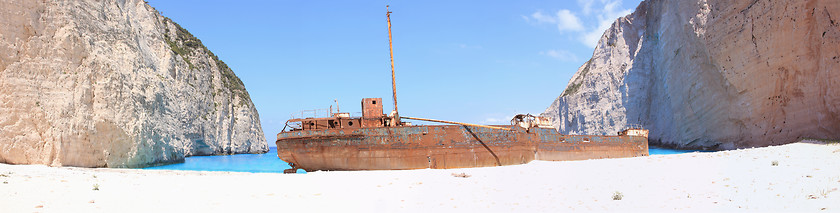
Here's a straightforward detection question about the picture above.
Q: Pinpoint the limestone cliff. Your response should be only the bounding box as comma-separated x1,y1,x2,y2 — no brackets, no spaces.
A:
0,0,268,167
543,0,840,149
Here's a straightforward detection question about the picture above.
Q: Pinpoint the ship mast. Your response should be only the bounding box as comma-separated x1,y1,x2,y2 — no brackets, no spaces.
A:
387,5,400,123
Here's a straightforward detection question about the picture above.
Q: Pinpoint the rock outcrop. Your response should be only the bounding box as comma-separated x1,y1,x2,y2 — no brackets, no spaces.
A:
0,0,268,167
543,0,840,149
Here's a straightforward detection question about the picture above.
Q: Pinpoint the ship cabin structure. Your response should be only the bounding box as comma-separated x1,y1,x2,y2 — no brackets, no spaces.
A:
284,98,405,132
617,124,650,138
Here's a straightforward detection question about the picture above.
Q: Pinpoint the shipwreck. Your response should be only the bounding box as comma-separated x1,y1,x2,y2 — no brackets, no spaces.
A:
275,6,648,173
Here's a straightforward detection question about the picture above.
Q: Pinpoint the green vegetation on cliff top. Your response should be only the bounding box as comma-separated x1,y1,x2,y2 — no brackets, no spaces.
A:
562,58,592,97
162,17,251,105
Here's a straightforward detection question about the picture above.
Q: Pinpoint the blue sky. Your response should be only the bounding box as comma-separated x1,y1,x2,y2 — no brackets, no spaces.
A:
145,0,643,143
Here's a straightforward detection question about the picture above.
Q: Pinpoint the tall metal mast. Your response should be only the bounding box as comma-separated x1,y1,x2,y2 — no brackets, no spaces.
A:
387,5,399,118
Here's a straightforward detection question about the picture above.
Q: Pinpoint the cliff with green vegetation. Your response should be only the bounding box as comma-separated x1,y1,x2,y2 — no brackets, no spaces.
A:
0,0,268,167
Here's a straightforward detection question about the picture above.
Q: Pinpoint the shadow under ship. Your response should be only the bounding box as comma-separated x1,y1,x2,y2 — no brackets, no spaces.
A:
275,6,648,173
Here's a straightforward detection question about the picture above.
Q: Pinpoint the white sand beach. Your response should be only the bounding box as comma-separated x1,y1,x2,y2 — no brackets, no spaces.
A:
2,141,839,212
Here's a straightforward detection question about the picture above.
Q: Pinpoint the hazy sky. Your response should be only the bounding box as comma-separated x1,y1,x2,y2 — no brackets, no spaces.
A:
145,0,643,144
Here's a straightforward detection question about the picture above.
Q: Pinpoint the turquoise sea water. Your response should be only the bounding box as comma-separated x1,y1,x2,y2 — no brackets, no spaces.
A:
145,147,294,173
649,147,708,155
145,147,707,173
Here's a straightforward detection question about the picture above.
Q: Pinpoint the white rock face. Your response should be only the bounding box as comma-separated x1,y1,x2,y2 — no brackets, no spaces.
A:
0,0,268,167
543,0,840,149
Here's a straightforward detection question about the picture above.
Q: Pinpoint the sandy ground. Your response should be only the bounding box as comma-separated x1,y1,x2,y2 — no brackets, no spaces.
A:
2,141,839,213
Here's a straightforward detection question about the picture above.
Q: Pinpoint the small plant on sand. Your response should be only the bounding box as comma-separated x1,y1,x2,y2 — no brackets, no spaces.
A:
809,188,838,199
92,184,100,191
612,191,623,200
771,160,779,166
451,172,471,178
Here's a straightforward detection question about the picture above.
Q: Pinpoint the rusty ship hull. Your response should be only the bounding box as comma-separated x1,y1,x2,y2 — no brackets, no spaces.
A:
276,125,649,171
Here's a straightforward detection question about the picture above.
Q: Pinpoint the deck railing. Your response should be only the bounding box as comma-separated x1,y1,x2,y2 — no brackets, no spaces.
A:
624,124,645,130
289,109,362,120
290,108,331,120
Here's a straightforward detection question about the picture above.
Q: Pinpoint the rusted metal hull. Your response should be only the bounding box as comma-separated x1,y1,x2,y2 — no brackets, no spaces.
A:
276,125,648,171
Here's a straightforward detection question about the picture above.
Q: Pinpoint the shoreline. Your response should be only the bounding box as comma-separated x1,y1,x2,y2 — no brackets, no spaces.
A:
2,141,839,212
